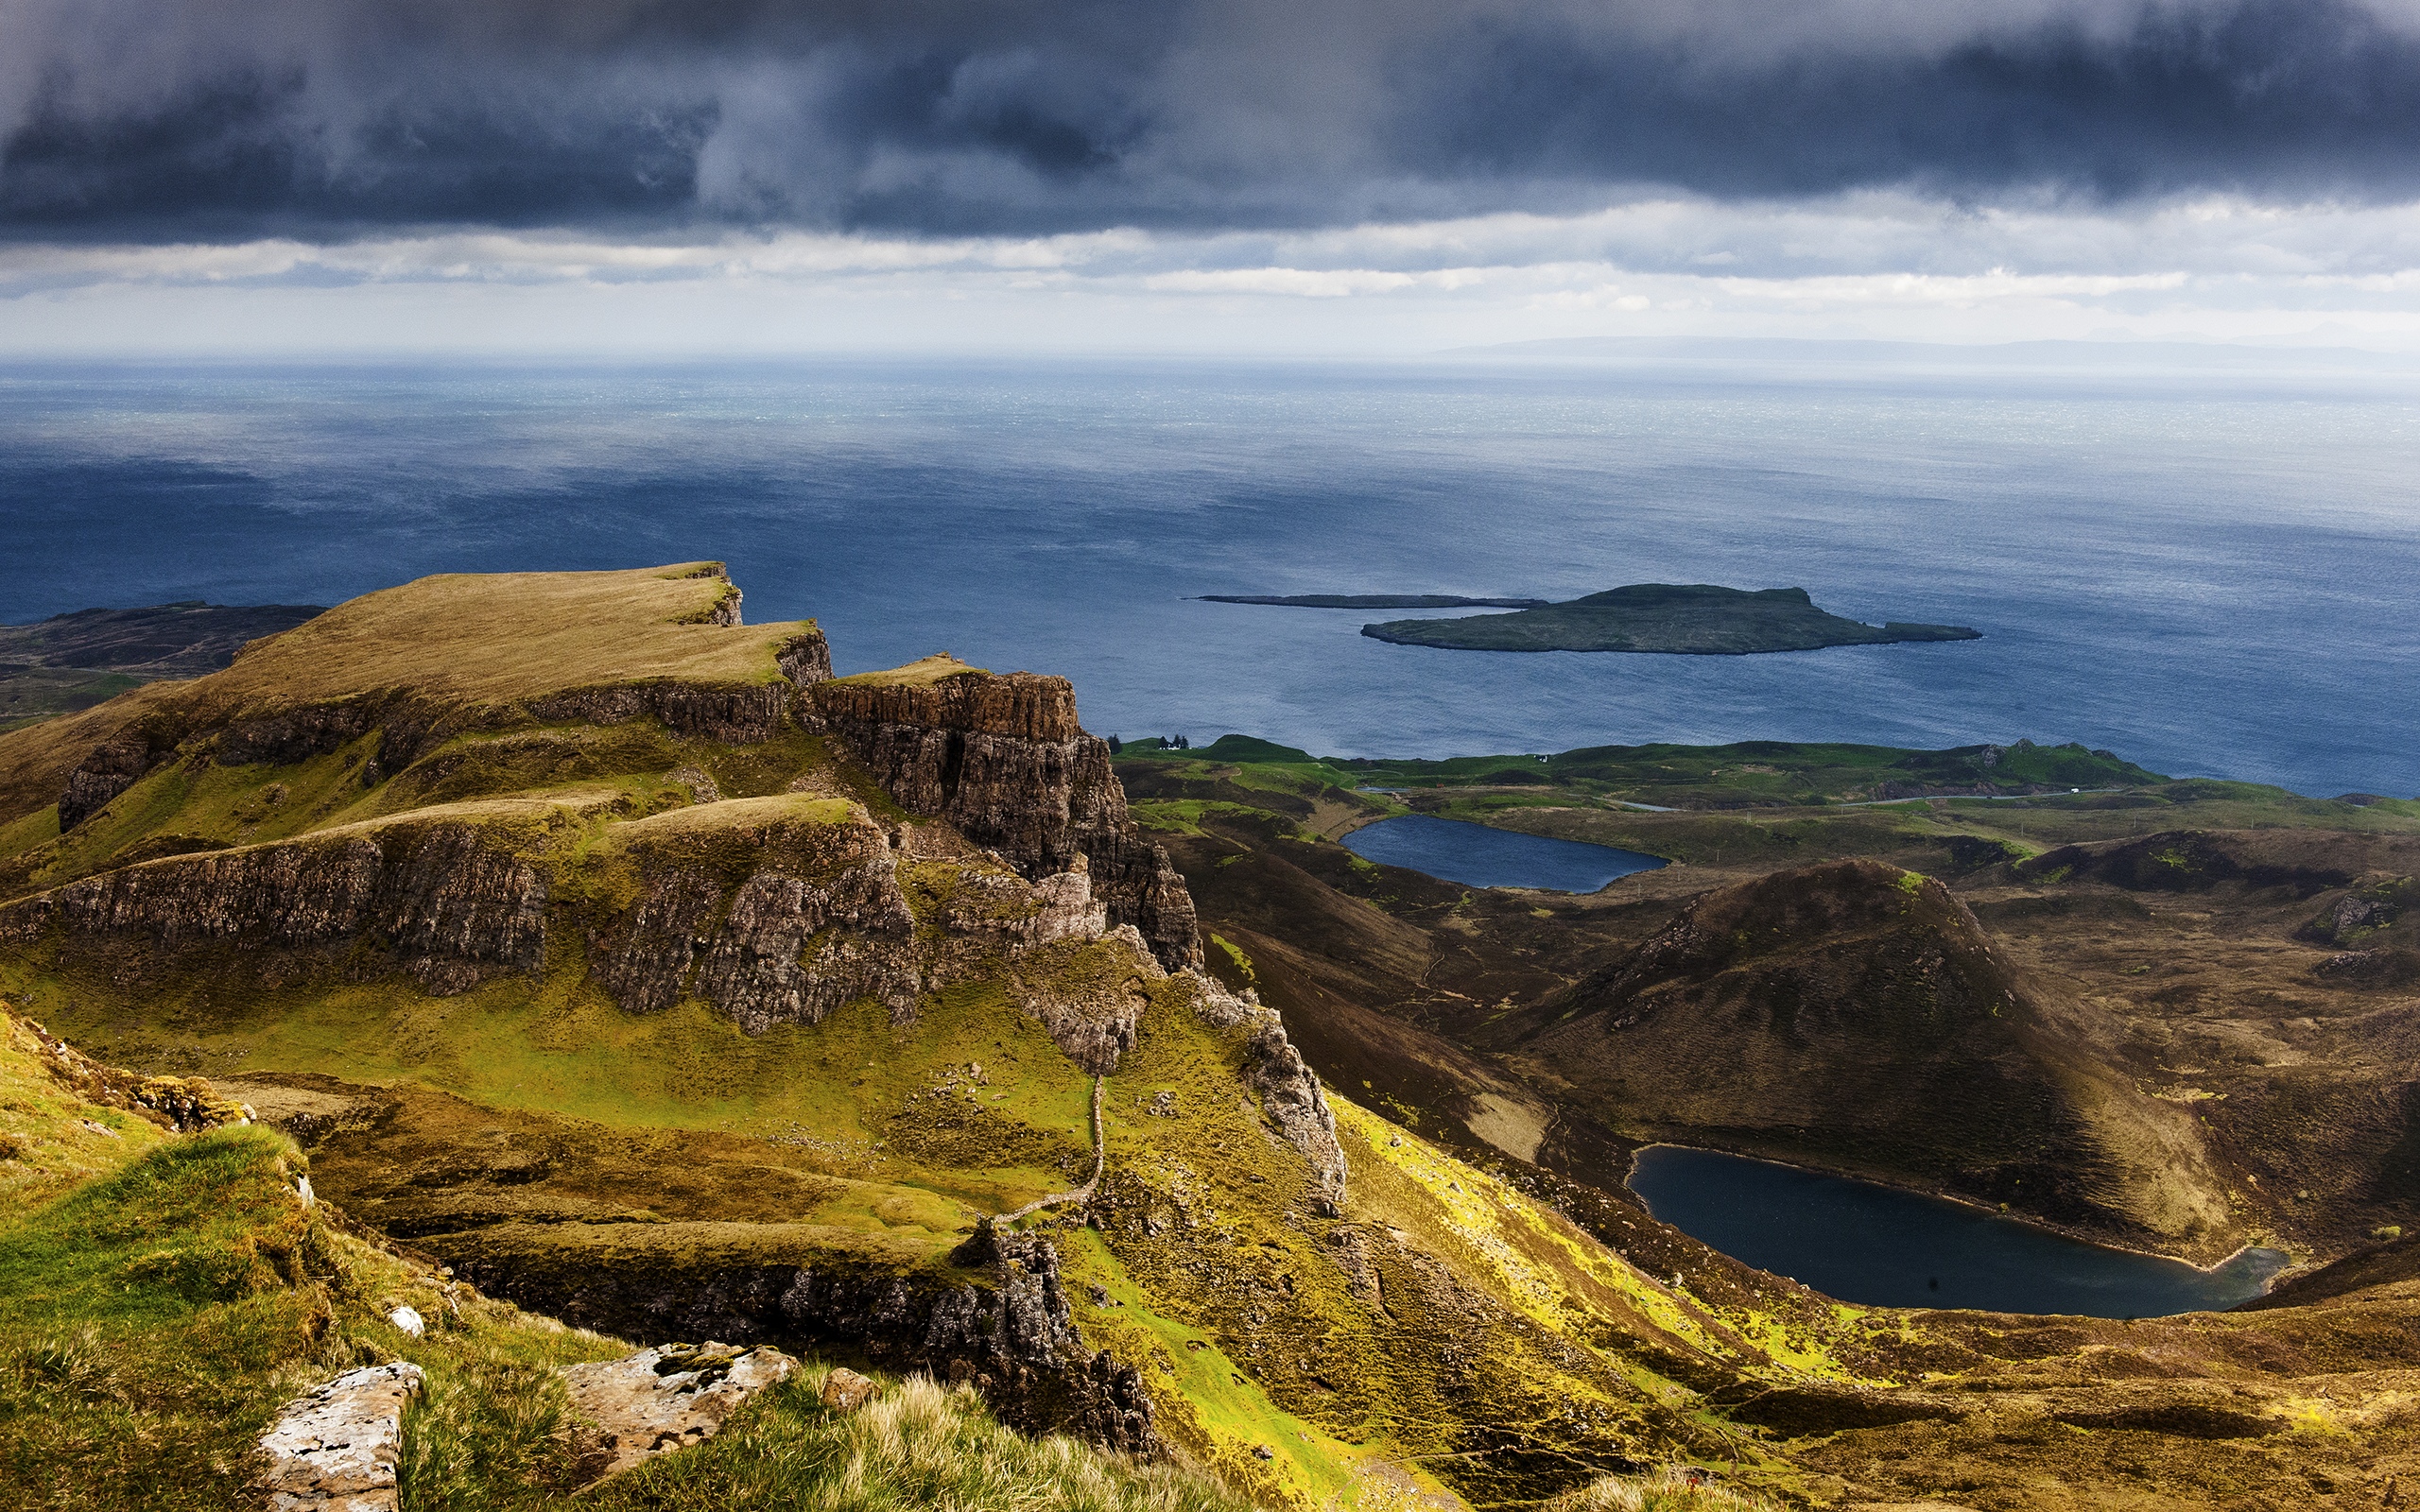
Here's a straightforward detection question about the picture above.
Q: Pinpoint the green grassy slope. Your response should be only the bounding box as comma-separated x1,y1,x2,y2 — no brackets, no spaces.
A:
0,1083,1247,1512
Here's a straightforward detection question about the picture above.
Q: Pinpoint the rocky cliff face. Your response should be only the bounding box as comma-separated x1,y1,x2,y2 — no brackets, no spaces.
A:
1196,976,1348,1215
3,821,548,996
587,802,922,1031
812,670,1200,971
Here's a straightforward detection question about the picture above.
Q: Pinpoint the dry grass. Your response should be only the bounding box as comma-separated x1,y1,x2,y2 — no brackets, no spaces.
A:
606,792,856,838
0,564,820,824
1547,1468,1787,1512
579,1369,1246,1512
830,654,988,688
160,563,807,707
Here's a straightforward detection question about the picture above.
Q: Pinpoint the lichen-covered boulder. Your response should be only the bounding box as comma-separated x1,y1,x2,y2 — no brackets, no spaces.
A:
254,1362,424,1512
560,1342,797,1484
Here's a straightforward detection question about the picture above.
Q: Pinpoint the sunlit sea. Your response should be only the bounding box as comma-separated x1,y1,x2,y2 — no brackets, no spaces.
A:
4,357,2415,797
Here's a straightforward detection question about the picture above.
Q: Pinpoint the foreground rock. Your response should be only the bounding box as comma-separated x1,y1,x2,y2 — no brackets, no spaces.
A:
820,1366,880,1411
560,1342,797,1484
254,1362,424,1512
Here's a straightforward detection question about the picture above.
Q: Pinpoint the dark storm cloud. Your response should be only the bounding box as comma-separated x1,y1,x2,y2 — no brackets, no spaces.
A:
7,0,2420,242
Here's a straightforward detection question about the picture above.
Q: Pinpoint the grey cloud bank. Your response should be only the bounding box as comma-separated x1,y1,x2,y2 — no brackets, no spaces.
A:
9,0,2420,243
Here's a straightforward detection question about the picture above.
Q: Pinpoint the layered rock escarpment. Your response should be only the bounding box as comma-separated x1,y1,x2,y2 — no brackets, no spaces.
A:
586,799,922,1031
4,791,1164,1074
811,668,1200,971
0,564,1368,1466
3,820,548,996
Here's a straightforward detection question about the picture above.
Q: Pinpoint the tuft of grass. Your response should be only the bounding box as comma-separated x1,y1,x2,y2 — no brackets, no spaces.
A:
398,1340,593,1512
582,1367,1246,1512
1548,1467,1787,1511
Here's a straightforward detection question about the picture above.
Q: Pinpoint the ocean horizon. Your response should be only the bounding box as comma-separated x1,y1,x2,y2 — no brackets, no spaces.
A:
5,353,2416,799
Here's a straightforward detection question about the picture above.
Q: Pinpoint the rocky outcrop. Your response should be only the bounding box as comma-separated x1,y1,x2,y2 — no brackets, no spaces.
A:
1241,1021,1347,1217
559,1343,797,1485
776,627,834,688
585,802,920,1030
253,1361,424,1512
1080,831,1201,973
0,823,546,996
442,1224,1161,1458
56,719,178,831
696,862,919,1031
813,669,1200,971
1193,972,1348,1214
820,1366,879,1411
14,1013,251,1132
1008,937,1153,1075
933,1226,1160,1453
1021,864,1112,946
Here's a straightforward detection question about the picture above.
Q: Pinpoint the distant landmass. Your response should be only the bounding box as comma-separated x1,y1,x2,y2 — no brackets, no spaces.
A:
1360,584,1979,654
0,600,324,730
1200,593,1550,609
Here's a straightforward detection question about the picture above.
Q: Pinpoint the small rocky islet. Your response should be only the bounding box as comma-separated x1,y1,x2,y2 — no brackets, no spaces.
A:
1205,581,1979,653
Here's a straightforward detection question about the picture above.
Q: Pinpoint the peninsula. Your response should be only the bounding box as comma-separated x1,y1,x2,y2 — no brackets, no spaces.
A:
1359,583,1979,653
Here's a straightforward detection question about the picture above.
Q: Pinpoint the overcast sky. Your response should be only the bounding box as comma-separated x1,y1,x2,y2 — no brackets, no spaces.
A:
8,0,2420,355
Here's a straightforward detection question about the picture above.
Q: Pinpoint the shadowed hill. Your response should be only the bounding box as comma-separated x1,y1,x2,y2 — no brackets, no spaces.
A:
1495,860,2233,1249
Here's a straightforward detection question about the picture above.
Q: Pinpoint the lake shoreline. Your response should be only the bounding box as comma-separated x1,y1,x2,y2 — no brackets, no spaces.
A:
1625,1140,2290,1292
1338,812,1668,893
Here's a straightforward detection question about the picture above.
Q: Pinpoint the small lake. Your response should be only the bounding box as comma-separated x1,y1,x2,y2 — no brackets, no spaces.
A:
1628,1145,2289,1316
1339,815,1667,892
